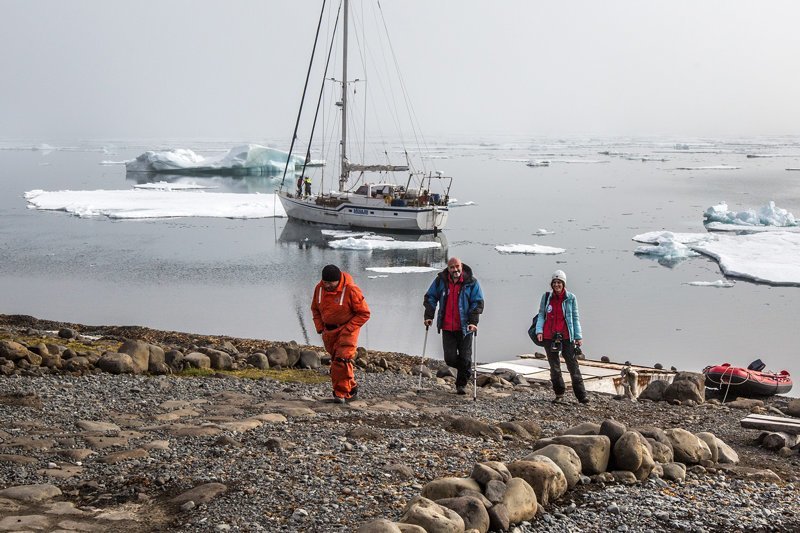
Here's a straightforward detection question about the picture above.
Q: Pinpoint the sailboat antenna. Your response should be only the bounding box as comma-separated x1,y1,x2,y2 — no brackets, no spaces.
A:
280,0,328,191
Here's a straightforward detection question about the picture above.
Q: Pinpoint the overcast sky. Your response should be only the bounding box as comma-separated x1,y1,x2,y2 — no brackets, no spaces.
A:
2,0,800,141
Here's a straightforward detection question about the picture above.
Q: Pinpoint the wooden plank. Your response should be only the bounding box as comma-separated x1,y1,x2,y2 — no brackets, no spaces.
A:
744,413,800,422
741,416,800,435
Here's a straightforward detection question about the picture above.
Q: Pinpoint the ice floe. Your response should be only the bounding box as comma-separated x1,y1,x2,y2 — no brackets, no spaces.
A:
526,160,550,167
533,229,554,235
692,232,800,285
100,159,133,166
328,238,441,251
24,189,285,219
364,266,438,274
321,230,374,239
125,144,305,175
632,231,714,245
704,201,797,229
674,165,740,170
495,244,566,255
634,236,700,264
686,280,736,288
633,230,800,285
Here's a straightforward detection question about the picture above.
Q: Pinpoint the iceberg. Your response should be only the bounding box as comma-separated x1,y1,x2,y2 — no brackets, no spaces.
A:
703,201,797,229
125,144,307,175
24,189,285,219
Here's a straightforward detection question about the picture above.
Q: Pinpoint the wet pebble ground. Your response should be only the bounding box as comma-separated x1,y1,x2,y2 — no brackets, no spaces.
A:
1,369,799,532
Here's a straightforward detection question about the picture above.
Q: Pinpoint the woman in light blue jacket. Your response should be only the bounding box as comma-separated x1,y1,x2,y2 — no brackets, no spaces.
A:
535,270,588,404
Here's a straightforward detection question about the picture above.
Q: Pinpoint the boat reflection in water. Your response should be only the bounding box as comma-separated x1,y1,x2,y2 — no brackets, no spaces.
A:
125,171,283,194
278,219,448,266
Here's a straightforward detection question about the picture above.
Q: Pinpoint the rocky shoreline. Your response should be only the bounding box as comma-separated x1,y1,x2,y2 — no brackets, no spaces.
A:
0,314,799,532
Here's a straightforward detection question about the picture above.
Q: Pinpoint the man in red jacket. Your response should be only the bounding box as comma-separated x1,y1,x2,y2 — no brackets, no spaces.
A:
311,264,371,403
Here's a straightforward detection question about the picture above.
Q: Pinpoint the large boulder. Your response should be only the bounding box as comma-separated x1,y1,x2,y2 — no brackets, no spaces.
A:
507,458,567,506
247,353,270,370
662,462,687,482
470,463,504,488
639,379,670,401
357,520,425,533
665,429,712,465
298,349,321,369
435,496,490,533
203,348,233,370
599,419,627,448
117,339,150,373
266,346,289,368
96,352,136,374
399,496,464,533
613,431,644,472
447,417,503,441
527,444,582,489
664,372,705,404
533,435,611,475
285,341,301,367
147,344,166,372
647,439,674,464
0,340,34,361
715,437,740,464
480,461,512,482
500,477,537,523
787,398,800,417
184,352,211,370
695,432,719,463
421,477,481,501
561,422,601,436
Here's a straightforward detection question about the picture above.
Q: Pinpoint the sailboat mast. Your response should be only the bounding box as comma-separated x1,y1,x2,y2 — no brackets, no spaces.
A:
339,0,349,192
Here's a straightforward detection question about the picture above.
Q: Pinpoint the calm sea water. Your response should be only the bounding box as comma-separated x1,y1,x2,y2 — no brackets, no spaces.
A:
1,137,799,393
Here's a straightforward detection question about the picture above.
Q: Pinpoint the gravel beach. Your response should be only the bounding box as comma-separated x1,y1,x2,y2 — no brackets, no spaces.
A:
0,315,799,532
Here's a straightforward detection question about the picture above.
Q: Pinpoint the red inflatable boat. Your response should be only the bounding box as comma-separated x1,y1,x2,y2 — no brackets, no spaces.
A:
703,363,793,397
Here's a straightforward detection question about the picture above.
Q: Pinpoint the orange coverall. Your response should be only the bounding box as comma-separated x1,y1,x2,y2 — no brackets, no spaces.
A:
311,271,370,399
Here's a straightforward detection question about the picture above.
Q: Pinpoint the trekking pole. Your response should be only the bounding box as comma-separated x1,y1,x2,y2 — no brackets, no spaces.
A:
418,324,430,390
472,330,478,402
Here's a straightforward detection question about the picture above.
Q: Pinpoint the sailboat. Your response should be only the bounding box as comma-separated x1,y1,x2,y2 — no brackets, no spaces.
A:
278,0,452,234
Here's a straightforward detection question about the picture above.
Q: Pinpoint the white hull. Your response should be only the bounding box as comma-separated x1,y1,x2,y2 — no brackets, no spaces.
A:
278,192,448,232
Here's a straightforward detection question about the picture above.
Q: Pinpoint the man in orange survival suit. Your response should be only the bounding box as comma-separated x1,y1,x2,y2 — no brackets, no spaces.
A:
311,264,371,403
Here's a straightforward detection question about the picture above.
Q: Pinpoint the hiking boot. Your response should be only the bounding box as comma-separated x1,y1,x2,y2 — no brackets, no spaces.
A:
332,397,346,404
551,395,564,404
456,386,467,395
578,396,590,404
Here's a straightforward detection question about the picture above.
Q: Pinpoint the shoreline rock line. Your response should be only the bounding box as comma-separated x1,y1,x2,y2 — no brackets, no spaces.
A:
0,314,798,531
